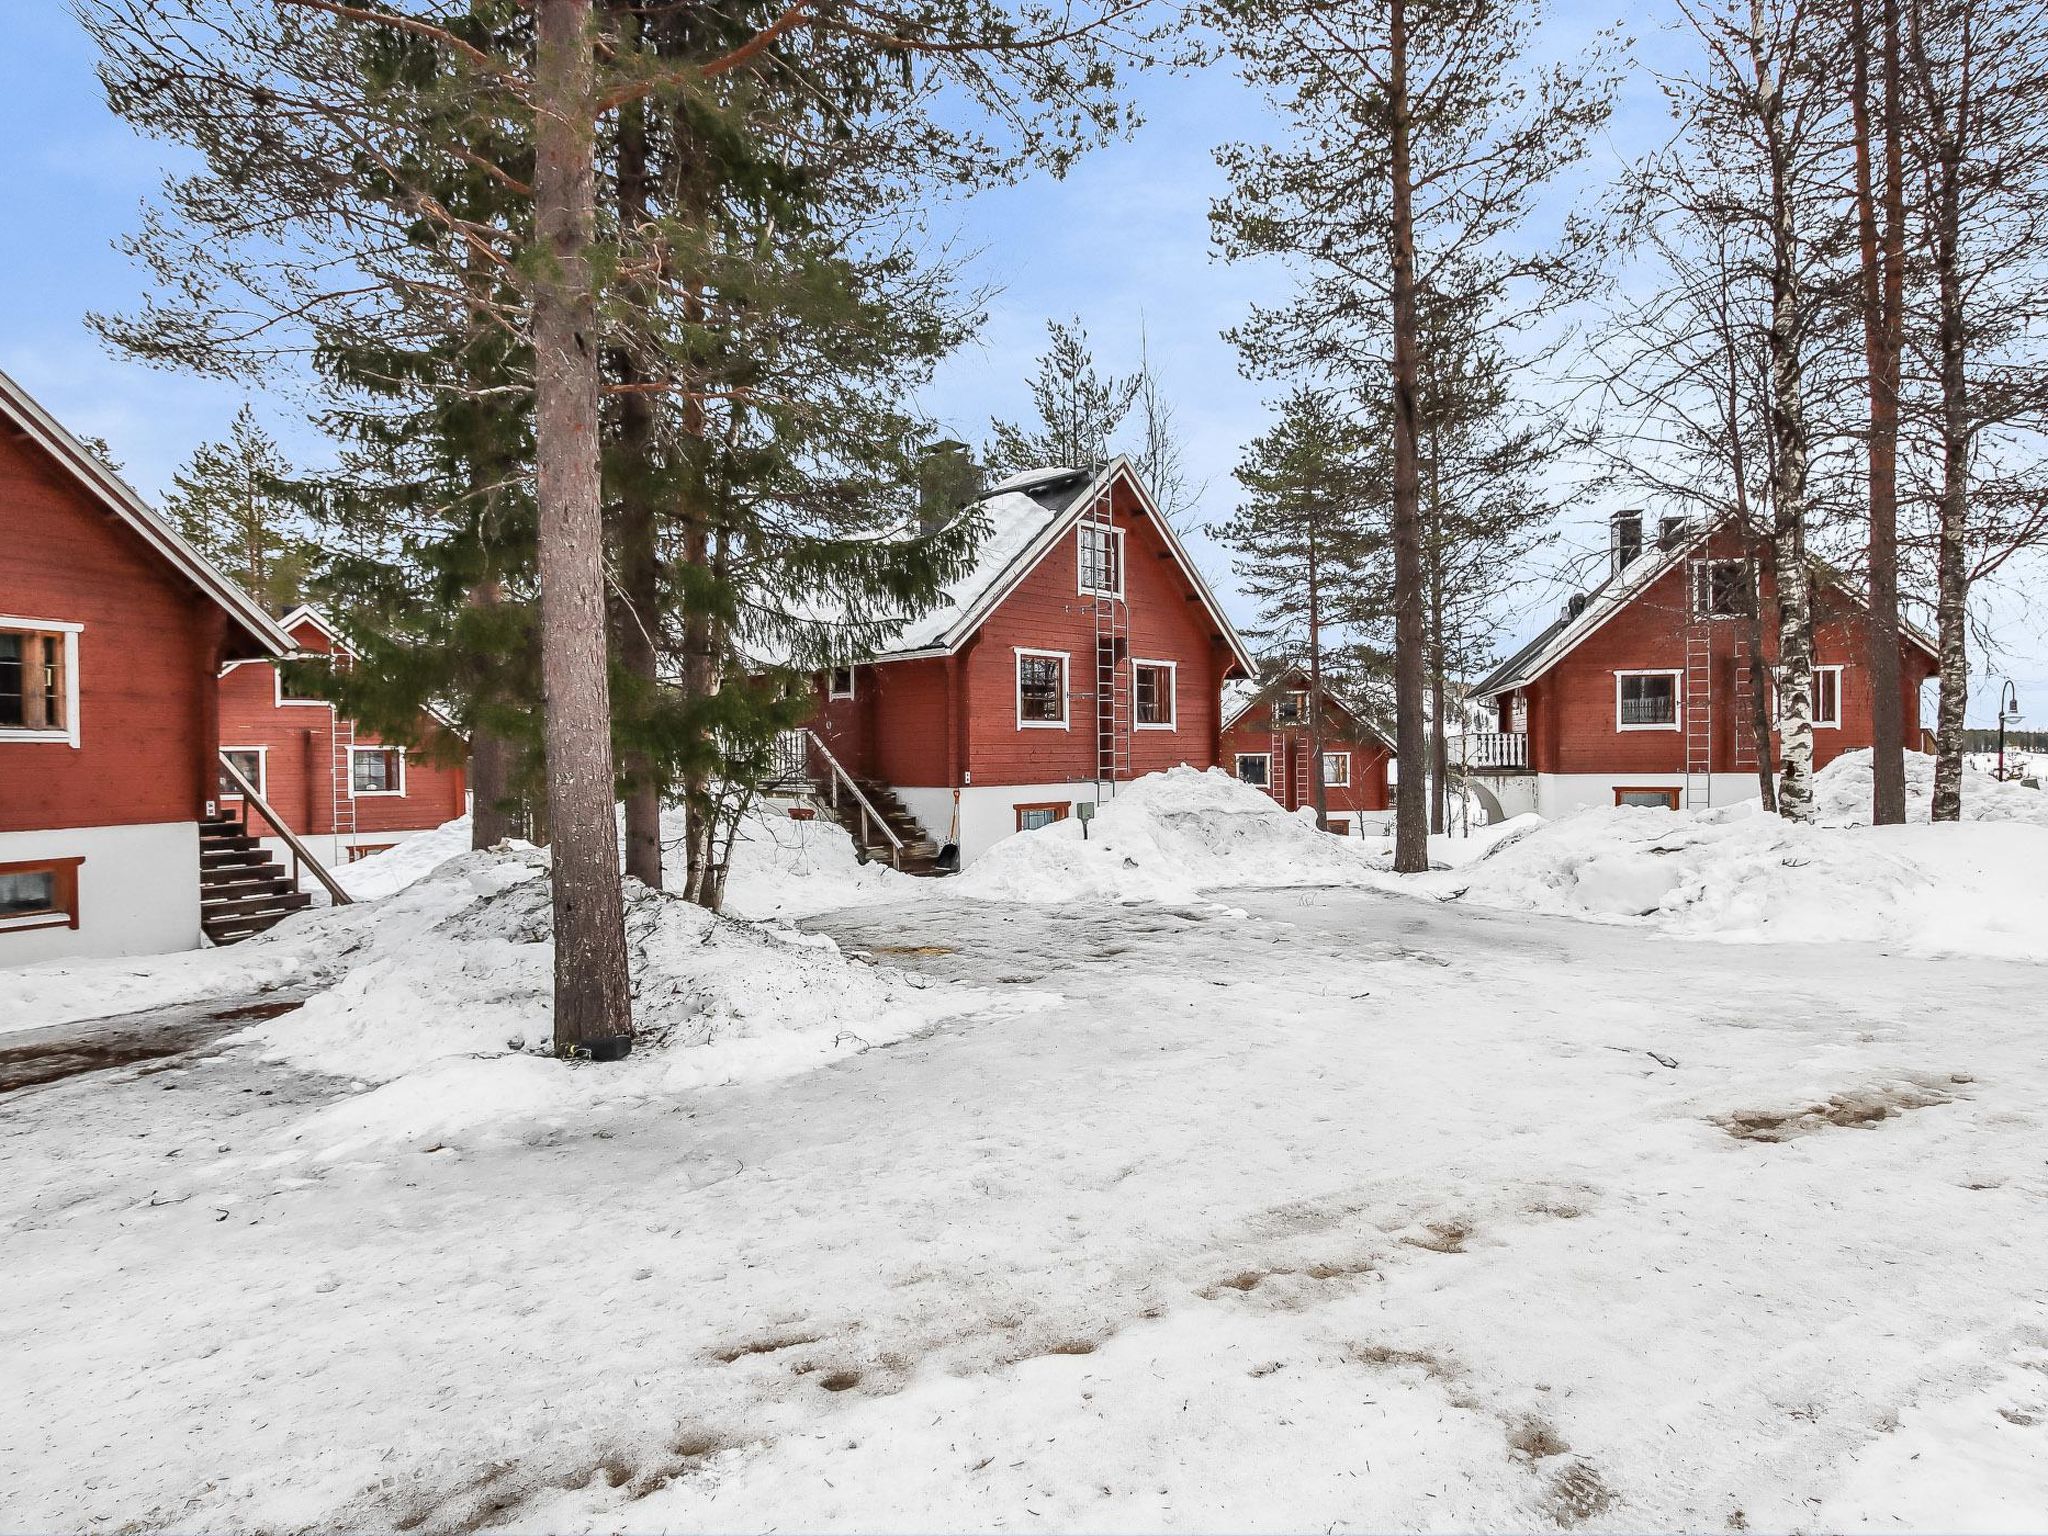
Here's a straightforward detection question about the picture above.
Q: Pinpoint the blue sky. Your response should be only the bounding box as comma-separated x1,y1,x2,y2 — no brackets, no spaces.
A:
3,4,2041,726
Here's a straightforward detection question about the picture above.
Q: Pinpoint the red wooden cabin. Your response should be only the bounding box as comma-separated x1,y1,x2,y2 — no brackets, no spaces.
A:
0,367,297,963
1220,667,1394,836
1468,512,1939,820
217,606,468,872
794,459,1254,865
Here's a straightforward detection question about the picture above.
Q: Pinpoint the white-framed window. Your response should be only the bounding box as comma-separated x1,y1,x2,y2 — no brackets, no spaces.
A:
828,665,856,700
1077,524,1124,597
351,743,406,796
1235,752,1271,788
275,655,332,707
1273,690,1308,726
1015,648,1069,729
1322,751,1351,787
1014,801,1070,832
219,747,267,801
1690,558,1753,619
1777,663,1859,729
1616,786,1680,809
1615,669,1682,731
0,616,82,748
1133,659,1177,729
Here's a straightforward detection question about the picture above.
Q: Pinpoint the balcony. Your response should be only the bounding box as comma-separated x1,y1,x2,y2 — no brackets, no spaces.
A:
1461,731,1530,772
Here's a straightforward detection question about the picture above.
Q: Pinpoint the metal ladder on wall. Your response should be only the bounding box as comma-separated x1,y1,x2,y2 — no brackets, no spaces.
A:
1732,636,1760,773
1683,620,1715,809
1084,488,1131,795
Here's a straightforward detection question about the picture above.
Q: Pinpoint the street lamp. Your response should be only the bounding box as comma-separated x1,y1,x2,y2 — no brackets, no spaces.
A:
1997,679,2022,781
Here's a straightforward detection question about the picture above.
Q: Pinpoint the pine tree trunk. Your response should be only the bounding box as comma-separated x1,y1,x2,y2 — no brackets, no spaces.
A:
1307,539,1329,832
467,576,518,850
1850,0,1909,824
1387,0,1429,874
532,0,632,1056
611,65,664,891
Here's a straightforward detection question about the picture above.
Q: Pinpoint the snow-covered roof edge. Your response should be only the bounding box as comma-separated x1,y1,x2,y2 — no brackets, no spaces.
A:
0,366,296,658
1471,518,1940,701
887,456,1255,676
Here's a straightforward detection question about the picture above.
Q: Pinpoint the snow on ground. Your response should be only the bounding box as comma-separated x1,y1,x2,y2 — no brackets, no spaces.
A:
954,765,1388,904
685,802,924,921
1815,748,2048,826
5,886,2045,1531
333,816,489,901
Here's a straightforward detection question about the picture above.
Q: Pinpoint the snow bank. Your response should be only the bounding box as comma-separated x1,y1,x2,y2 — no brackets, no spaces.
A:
1437,799,2048,960
682,802,924,921
955,766,1387,905
238,848,1024,1159
333,817,488,901
1814,747,2048,827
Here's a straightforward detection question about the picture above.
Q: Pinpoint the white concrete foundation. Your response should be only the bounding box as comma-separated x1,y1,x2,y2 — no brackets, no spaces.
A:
0,821,201,966
1531,773,1767,819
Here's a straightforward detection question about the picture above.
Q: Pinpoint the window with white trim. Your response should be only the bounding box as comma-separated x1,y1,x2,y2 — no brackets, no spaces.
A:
1810,666,1843,728
1616,670,1681,730
1691,558,1753,619
1077,525,1123,597
0,620,80,744
276,655,332,706
828,665,856,700
1134,660,1176,728
1016,651,1068,728
1235,752,1271,788
1322,751,1351,787
351,744,406,795
219,748,266,800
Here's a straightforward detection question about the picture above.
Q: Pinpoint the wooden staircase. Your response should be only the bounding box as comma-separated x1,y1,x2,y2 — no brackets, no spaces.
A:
200,815,312,945
842,779,945,875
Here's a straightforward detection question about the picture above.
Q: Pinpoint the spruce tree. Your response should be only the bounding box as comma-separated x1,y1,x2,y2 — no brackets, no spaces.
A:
161,406,311,611
986,317,1142,476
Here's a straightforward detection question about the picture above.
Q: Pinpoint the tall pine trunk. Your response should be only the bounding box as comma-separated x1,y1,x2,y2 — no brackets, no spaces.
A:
533,0,632,1056
1850,0,1909,824
611,66,664,890
1929,128,1971,821
1387,0,1429,873
1307,536,1329,831
467,576,519,849
1753,20,1817,820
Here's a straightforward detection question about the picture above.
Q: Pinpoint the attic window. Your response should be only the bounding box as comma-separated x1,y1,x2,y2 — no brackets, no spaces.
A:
1273,691,1307,726
0,621,80,745
1077,524,1123,597
1692,559,1753,619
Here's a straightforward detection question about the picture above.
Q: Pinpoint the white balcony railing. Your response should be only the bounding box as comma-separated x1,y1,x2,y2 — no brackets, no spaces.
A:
1463,731,1530,771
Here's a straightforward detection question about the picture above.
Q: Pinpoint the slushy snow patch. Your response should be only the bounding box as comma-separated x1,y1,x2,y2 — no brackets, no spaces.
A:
954,766,1387,905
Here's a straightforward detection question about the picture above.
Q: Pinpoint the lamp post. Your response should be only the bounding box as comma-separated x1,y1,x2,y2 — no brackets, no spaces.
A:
1996,679,2021,781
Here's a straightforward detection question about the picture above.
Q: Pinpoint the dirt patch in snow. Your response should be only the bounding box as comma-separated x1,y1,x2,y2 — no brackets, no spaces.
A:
1716,1081,1958,1142
1507,1417,1572,1461
713,1333,821,1365
1402,1219,1474,1254
1544,1459,1619,1527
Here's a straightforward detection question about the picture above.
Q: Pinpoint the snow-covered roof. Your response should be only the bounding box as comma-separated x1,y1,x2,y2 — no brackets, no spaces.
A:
1,368,297,658
1471,518,1939,701
864,457,1254,674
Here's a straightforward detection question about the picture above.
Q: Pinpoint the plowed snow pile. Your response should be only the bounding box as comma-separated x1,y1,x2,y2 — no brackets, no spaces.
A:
1435,759,2048,959
955,766,1388,904
234,848,1023,1159
1814,747,2048,826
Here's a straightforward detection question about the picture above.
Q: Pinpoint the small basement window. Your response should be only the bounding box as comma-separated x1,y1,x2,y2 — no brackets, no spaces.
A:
219,748,266,800
1134,660,1176,728
1615,787,1680,809
351,744,406,795
1327,817,1352,836
1014,802,1070,832
1616,671,1680,730
1017,651,1068,728
0,622,79,741
0,856,84,933
1235,752,1271,788
1322,751,1351,787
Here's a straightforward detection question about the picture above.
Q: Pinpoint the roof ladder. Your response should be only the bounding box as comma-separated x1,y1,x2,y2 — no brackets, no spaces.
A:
1683,623,1714,809
1085,489,1130,796
1732,636,1760,772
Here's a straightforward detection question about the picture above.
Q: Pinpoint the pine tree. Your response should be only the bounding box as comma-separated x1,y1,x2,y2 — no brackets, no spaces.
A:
161,406,311,611
1211,390,1372,830
986,317,1142,476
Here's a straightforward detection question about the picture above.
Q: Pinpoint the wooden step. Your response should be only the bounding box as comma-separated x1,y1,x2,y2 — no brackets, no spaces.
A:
201,847,268,869
200,870,295,898
203,888,313,921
